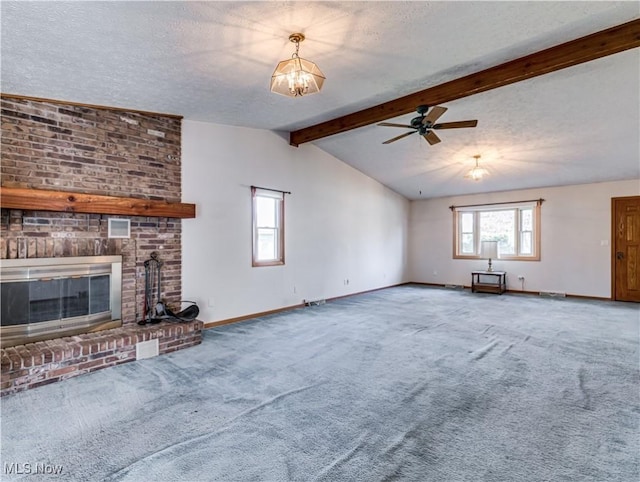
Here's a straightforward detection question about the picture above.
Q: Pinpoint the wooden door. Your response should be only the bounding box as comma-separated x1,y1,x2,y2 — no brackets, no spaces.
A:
612,196,640,302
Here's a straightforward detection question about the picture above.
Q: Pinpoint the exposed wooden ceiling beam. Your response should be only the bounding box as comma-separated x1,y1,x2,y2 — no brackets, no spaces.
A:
289,18,640,147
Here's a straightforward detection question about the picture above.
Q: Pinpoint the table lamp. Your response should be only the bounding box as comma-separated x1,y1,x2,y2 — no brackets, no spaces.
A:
481,240,499,272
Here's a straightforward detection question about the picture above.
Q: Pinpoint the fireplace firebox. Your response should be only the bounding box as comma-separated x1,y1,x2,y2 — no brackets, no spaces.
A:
1,256,122,348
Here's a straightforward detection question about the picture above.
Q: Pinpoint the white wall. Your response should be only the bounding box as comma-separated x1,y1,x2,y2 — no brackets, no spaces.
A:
182,120,410,322
409,179,640,298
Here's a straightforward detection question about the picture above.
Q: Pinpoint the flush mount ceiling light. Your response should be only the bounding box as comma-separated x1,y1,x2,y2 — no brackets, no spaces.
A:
270,33,325,98
465,155,489,181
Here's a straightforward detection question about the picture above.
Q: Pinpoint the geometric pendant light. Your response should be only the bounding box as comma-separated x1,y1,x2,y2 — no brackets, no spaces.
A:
270,33,325,97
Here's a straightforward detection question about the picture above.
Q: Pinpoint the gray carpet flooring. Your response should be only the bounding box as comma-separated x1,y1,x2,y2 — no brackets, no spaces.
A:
1,286,638,481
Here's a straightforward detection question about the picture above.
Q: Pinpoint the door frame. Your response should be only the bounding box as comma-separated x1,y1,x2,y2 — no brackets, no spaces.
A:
611,195,640,301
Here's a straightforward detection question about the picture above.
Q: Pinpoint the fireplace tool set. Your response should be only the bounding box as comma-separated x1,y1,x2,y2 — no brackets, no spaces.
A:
138,252,199,325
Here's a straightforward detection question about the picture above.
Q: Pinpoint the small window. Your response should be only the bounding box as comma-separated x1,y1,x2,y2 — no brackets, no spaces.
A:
252,187,284,266
453,202,541,261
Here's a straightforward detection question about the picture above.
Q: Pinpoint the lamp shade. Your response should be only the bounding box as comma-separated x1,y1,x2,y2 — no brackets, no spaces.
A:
480,240,499,260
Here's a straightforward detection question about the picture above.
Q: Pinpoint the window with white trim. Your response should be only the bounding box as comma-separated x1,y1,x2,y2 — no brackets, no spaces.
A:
453,201,541,260
252,187,285,266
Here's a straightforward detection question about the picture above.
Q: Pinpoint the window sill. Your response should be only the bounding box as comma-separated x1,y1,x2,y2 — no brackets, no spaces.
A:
252,260,285,267
453,255,540,261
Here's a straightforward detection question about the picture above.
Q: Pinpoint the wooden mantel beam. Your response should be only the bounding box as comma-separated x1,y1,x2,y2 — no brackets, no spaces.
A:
289,19,640,146
0,187,196,219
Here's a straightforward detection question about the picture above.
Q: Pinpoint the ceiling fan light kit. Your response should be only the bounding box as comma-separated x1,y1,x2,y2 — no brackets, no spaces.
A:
378,105,477,145
271,33,325,98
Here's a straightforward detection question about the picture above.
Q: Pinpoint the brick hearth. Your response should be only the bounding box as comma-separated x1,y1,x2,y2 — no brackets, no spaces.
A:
1,320,203,397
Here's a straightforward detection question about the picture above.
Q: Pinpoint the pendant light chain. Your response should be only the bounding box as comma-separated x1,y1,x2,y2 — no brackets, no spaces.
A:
292,38,300,59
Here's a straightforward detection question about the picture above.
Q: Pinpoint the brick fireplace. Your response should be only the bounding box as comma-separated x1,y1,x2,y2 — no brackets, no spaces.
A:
0,95,202,396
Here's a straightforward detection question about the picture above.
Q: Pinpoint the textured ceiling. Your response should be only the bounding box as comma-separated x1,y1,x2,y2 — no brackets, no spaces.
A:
2,1,639,199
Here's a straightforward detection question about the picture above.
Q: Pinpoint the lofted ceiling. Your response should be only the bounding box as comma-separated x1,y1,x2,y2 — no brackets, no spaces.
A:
1,1,639,200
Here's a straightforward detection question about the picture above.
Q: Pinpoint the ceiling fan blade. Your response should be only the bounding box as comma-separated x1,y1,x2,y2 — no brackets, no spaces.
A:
423,130,441,145
423,106,448,125
378,122,414,128
433,120,478,129
383,131,417,144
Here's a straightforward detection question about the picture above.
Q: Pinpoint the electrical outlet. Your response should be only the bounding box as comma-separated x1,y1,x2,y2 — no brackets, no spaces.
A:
517,275,525,281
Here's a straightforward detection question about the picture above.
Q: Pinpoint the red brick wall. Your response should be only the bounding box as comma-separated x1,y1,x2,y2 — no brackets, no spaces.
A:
1,96,184,324
1,97,181,199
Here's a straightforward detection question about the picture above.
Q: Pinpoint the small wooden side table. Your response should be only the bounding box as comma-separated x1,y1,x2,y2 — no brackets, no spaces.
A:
471,271,507,294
